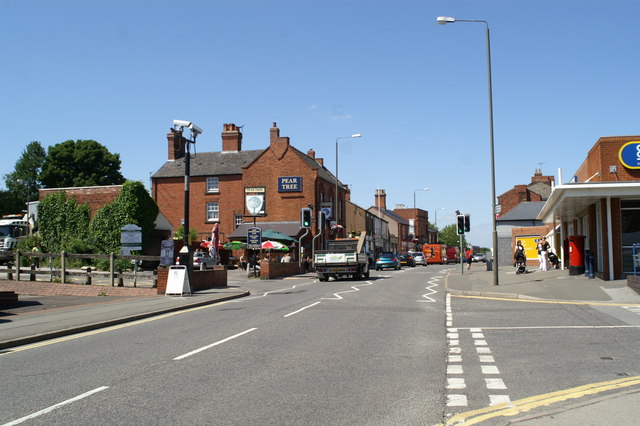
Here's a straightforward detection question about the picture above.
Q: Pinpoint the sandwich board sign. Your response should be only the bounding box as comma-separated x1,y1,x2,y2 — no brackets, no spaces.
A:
165,265,191,296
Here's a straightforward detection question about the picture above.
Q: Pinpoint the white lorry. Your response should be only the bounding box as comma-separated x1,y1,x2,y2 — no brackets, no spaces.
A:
314,231,370,281
0,217,29,264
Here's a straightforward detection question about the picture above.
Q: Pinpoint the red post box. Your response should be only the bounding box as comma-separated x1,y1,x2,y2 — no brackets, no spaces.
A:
568,235,585,275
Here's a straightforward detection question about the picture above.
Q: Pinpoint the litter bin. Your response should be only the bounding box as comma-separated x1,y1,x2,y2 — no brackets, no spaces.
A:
486,259,493,271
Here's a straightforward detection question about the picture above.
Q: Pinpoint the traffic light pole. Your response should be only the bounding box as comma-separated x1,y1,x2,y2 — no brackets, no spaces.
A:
460,234,464,275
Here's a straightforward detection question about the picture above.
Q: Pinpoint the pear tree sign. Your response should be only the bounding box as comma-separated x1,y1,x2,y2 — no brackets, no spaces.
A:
121,224,142,255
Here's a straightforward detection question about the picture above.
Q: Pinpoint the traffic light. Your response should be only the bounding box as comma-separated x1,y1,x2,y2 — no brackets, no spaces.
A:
457,214,465,235
301,208,312,228
318,210,326,231
464,214,470,232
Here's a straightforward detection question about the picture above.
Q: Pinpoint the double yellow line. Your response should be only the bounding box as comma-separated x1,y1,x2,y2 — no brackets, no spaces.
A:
443,375,640,425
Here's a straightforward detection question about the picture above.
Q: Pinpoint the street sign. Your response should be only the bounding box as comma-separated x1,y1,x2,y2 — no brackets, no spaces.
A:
121,224,142,255
247,227,262,249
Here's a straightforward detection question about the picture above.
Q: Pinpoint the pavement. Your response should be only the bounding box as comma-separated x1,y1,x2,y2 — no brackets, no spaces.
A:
3,264,640,422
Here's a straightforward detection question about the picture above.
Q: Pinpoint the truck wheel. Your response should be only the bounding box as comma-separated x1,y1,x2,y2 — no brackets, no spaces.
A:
363,266,370,278
318,274,327,282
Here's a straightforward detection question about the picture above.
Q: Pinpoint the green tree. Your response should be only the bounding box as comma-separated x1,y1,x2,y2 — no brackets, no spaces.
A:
90,181,159,253
37,191,91,252
40,139,125,188
438,224,468,248
3,141,46,213
0,190,21,216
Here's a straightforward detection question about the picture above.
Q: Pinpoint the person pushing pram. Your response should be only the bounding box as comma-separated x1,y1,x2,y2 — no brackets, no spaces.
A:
514,241,527,274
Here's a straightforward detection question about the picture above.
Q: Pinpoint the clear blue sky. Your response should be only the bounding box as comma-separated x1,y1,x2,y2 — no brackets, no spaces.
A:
2,0,639,248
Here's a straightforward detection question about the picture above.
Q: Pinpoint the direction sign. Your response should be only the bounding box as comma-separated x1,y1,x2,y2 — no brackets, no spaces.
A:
247,227,262,249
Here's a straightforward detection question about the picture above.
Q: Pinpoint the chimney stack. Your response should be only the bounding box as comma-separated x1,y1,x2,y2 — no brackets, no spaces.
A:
375,189,387,210
307,149,315,159
221,123,242,151
167,128,185,160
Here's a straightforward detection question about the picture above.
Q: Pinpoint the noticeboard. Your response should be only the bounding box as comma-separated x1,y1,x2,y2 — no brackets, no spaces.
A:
165,265,191,296
247,227,262,250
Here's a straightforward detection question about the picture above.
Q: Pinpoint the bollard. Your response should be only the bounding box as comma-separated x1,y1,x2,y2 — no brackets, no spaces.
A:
118,269,124,287
30,264,36,281
7,262,13,281
85,267,92,285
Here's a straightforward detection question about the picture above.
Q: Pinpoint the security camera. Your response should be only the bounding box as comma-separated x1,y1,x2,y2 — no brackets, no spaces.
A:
173,119,191,128
189,123,203,136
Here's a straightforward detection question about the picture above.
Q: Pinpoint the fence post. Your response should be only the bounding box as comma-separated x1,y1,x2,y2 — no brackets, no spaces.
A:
61,250,67,283
110,252,115,287
15,250,21,281
85,267,92,285
30,264,36,281
118,268,124,287
152,269,157,288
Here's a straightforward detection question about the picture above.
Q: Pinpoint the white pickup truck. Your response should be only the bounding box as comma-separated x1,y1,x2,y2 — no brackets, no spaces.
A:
314,231,369,282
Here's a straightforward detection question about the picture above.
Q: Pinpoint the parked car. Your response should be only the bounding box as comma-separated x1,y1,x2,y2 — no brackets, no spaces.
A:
193,252,216,269
399,253,415,267
473,253,486,263
375,252,401,270
410,251,427,266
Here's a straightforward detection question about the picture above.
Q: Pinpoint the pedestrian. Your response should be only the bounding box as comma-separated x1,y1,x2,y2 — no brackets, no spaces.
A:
465,248,473,270
32,243,41,269
537,237,551,271
240,254,247,270
281,253,292,263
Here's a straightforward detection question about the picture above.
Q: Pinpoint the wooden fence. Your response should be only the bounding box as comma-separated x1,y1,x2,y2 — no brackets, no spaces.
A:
1,250,160,288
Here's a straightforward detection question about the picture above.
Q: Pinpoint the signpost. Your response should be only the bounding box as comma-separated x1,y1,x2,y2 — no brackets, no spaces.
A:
247,227,262,249
121,224,142,255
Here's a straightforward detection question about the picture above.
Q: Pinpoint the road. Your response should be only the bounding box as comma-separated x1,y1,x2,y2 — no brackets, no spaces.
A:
1,265,450,425
3,264,640,425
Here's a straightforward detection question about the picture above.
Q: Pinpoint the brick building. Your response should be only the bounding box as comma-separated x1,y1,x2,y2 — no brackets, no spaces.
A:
367,189,410,253
39,185,123,216
497,169,554,218
538,136,640,280
151,122,384,258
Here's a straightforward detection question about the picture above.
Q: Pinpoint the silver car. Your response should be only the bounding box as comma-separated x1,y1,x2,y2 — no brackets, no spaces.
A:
410,252,427,266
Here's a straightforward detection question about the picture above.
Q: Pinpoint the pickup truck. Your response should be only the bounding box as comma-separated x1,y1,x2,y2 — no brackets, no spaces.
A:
314,231,370,282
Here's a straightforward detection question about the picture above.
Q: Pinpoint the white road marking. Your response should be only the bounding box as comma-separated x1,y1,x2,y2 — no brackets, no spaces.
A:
474,339,488,346
174,328,257,360
476,347,492,354
321,281,374,301
447,394,468,407
4,386,109,425
448,355,462,363
447,365,464,374
486,378,507,389
479,355,495,363
447,378,466,389
283,302,322,317
489,395,512,406
482,365,500,375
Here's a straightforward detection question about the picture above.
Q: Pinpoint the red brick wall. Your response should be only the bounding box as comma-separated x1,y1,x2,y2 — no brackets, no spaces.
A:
575,136,640,182
39,186,122,217
156,266,227,294
259,261,302,279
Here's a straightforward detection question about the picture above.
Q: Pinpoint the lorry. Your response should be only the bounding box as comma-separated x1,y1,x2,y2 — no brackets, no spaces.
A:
446,246,460,264
423,243,448,265
314,231,370,281
0,216,29,264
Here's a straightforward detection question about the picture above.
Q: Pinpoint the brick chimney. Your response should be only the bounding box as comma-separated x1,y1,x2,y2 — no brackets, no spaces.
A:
221,123,242,151
375,189,387,210
307,149,315,159
167,128,185,160
269,122,290,160
316,158,324,166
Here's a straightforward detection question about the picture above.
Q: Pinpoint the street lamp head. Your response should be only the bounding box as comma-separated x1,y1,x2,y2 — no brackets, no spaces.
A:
436,16,455,25
351,133,362,138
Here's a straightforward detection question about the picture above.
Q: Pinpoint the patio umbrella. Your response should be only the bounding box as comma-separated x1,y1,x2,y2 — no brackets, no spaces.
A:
223,241,247,250
261,229,296,242
210,224,220,261
261,240,286,250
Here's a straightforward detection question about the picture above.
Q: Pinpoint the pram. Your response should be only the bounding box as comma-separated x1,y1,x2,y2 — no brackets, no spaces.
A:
514,251,526,274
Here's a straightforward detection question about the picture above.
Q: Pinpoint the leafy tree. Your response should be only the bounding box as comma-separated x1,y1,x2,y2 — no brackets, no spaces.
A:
3,141,46,213
90,181,159,253
0,190,21,216
37,191,91,252
40,139,125,188
438,224,468,248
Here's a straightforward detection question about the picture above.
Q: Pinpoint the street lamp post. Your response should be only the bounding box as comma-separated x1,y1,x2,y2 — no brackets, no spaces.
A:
434,207,446,227
335,134,361,225
413,187,429,211
173,120,202,290
436,16,499,286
